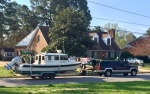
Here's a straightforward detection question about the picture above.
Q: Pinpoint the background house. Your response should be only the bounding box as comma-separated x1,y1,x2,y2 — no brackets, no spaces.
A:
1,48,14,60
88,29,120,59
14,26,49,56
122,36,150,56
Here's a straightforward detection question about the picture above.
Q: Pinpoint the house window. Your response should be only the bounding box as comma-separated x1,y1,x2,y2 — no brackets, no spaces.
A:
107,39,110,45
7,53,12,56
94,37,98,42
108,52,110,58
91,51,95,58
37,35,40,42
115,52,117,57
16,50,19,56
20,50,22,56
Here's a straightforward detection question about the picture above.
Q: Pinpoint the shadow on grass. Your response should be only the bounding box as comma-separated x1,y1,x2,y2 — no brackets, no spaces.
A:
57,81,150,94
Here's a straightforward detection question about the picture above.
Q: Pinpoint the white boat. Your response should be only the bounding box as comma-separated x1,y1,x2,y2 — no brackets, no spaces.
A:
4,51,81,79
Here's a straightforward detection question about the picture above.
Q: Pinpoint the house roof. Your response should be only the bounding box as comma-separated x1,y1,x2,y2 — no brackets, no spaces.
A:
88,31,120,51
2,48,14,52
15,29,37,47
89,33,96,37
38,26,50,44
102,33,108,38
15,26,50,47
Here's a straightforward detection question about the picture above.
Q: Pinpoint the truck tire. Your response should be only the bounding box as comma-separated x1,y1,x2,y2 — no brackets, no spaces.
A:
131,69,137,76
104,70,112,77
123,73,128,76
99,73,103,76
81,70,86,76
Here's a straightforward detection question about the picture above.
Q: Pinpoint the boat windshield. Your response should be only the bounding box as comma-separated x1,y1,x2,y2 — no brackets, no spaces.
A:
60,55,68,60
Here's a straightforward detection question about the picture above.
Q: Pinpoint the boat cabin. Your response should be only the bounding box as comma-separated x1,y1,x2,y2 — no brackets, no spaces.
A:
34,53,69,64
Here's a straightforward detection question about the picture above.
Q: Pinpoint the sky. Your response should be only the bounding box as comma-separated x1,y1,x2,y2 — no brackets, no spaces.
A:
12,0,150,37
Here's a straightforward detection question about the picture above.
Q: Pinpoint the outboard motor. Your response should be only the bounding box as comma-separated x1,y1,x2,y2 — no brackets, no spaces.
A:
4,56,22,70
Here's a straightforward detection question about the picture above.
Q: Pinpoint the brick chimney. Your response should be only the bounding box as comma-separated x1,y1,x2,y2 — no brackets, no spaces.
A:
108,29,115,39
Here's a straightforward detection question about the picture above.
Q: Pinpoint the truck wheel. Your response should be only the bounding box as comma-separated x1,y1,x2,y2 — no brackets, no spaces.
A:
123,73,128,76
31,76,36,79
131,70,137,76
99,73,103,76
104,70,112,77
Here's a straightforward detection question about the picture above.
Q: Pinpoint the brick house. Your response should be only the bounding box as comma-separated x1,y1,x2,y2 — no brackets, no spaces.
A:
87,29,120,59
122,36,150,56
14,26,49,56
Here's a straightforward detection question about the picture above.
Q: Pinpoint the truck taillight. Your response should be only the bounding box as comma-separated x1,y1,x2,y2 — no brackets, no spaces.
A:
97,66,100,70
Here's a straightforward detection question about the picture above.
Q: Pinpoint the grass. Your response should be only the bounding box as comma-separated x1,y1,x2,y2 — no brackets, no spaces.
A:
0,81,150,94
142,63,150,69
0,67,16,77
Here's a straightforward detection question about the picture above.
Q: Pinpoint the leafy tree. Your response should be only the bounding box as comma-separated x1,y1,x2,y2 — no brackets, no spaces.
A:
104,23,136,48
4,2,21,47
3,1,38,47
30,0,92,27
125,33,136,42
92,26,103,32
145,28,150,36
16,4,38,39
120,51,133,61
104,23,121,31
47,8,95,56
0,0,8,47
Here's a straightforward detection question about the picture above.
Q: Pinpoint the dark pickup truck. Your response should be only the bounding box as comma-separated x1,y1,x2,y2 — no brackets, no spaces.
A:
81,60,138,77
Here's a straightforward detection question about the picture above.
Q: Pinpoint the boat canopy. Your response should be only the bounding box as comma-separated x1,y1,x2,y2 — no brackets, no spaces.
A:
21,51,32,55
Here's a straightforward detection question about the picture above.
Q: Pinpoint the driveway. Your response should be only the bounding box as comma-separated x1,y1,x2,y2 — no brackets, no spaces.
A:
0,61,8,67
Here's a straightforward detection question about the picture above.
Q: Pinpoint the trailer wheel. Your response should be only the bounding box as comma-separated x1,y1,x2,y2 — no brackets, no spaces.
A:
41,73,48,80
48,73,56,79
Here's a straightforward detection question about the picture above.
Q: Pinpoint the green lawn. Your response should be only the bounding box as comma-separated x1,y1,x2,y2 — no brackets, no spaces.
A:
0,81,150,94
142,63,150,69
0,67,16,77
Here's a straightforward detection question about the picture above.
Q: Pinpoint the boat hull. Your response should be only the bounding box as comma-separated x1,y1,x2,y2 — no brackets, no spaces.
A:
15,63,81,75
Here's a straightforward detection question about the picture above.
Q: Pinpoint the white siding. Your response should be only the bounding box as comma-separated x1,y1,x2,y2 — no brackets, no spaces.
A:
102,35,112,45
92,33,99,43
